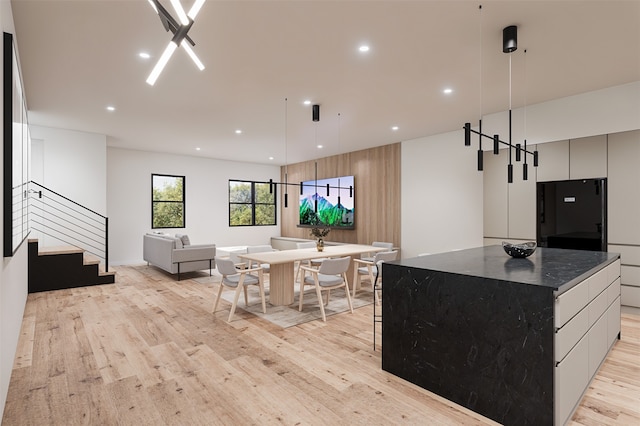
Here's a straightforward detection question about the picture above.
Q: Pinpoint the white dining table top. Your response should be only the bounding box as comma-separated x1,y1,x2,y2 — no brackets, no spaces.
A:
237,244,387,265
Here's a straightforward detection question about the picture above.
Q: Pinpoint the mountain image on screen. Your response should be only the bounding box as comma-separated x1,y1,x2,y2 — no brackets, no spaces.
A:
300,193,354,228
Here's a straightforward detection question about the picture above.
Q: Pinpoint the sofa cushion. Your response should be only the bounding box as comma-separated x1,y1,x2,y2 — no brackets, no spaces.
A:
176,234,191,246
174,237,183,249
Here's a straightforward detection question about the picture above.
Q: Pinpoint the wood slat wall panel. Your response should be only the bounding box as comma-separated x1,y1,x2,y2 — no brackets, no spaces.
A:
280,143,401,248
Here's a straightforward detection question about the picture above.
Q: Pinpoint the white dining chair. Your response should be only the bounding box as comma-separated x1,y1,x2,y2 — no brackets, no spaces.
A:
298,256,353,322
213,258,266,322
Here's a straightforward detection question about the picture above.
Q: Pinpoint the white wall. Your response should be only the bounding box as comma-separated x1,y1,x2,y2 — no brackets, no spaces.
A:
478,81,640,147
28,126,107,249
0,1,29,419
107,148,282,265
401,130,484,258
30,125,107,214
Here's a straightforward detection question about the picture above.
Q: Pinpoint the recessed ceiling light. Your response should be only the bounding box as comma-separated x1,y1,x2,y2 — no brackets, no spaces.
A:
303,100,311,105
195,147,201,151
317,145,323,149
391,126,399,131
269,156,274,160
106,106,115,111
235,129,242,134
139,52,151,59
359,45,370,52
443,88,453,94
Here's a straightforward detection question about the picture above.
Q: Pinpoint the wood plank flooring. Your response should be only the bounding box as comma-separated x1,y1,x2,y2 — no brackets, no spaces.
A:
3,264,640,425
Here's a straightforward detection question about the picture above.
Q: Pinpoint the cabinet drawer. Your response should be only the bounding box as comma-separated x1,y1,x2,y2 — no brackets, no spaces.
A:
555,282,589,328
588,267,609,300
588,289,608,328
588,312,608,379
608,278,621,305
622,265,640,286
607,295,621,346
555,307,588,362
555,334,589,426
608,245,640,266
607,259,621,283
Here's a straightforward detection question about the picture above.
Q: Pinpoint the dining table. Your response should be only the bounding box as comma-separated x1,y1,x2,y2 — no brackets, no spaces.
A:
237,243,387,306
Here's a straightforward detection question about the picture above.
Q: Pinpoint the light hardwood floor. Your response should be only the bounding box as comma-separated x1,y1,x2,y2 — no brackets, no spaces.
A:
3,265,640,425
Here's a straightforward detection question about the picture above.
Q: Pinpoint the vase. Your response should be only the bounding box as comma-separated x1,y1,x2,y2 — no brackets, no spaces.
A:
316,238,324,252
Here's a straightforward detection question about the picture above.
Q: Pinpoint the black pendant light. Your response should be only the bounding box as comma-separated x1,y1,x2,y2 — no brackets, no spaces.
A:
462,14,539,183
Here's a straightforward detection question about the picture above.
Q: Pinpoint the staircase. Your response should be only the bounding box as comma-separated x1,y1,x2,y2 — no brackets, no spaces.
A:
28,239,115,293
26,181,115,293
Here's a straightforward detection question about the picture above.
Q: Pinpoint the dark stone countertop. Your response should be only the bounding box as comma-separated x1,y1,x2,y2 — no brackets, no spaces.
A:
391,245,619,294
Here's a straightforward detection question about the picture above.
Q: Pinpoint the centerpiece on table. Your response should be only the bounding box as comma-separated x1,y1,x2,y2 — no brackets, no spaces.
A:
309,215,331,252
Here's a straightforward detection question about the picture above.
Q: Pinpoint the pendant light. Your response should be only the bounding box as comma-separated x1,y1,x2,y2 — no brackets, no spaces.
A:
463,16,539,183
284,97,289,207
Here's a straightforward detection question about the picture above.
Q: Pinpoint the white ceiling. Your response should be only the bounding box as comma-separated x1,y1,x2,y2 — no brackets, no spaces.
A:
11,0,640,166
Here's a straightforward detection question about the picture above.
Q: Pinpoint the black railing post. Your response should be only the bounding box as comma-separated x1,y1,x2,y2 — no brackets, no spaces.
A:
105,217,109,272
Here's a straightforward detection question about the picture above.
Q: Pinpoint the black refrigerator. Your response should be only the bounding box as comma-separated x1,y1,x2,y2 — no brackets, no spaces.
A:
537,178,607,251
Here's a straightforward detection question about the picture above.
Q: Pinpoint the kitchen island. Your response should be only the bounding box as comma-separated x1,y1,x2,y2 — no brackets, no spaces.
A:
382,245,620,425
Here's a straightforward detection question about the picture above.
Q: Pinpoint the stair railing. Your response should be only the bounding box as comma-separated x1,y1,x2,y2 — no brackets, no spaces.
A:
28,181,109,272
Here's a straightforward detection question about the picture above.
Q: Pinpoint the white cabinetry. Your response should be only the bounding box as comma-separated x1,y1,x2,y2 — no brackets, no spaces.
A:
483,148,508,238
483,145,536,241
569,135,607,179
508,165,536,239
536,140,569,182
608,130,640,307
536,136,607,182
554,260,621,425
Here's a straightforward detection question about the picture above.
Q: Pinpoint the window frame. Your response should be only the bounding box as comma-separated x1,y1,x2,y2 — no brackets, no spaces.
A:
151,173,186,229
228,179,277,227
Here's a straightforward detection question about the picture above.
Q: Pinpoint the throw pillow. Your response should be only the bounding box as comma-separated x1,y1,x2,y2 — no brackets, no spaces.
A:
174,237,183,249
175,234,191,246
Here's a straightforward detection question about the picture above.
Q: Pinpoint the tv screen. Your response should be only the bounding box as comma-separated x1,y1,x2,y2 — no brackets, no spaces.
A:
299,176,354,229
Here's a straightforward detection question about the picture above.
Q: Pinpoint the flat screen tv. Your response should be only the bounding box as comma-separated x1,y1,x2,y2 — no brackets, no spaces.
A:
299,176,354,229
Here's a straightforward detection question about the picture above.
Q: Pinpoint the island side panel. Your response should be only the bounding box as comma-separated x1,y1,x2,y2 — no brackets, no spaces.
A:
382,264,555,426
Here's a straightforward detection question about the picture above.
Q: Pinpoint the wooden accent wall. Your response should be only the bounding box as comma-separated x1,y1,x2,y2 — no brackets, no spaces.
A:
280,143,401,247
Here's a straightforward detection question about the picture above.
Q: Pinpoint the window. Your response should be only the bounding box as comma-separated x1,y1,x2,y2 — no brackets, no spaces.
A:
229,180,276,226
152,174,185,228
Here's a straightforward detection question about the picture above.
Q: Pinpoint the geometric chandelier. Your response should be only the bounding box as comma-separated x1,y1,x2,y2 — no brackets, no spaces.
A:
146,0,206,85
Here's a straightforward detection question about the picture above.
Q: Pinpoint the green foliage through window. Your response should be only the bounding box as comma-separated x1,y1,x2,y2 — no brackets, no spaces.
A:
229,180,276,226
152,174,185,228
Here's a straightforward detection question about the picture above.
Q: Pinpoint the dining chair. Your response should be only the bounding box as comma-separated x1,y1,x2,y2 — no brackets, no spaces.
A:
295,241,326,283
229,250,247,269
361,241,394,262
213,258,266,322
246,244,276,273
298,256,353,322
352,250,398,305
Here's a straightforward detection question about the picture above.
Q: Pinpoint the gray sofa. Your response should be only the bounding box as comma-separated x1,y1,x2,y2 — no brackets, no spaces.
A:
143,233,216,280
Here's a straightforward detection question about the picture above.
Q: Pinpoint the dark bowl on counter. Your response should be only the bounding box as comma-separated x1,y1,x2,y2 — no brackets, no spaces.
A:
502,241,537,258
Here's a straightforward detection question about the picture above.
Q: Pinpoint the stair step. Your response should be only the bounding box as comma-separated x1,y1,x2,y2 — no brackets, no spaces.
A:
38,245,84,256
37,244,115,275
83,252,115,276
29,240,115,293
83,252,100,265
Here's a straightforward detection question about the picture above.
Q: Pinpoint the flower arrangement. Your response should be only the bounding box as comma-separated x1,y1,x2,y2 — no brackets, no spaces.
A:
310,225,331,239
309,213,331,239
